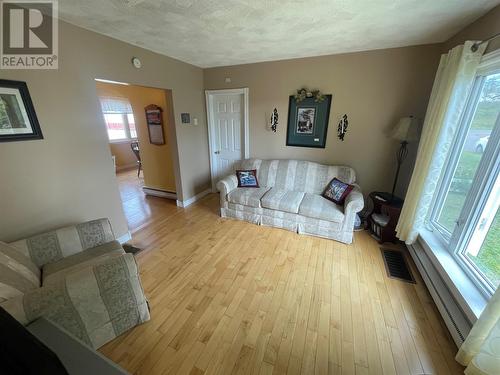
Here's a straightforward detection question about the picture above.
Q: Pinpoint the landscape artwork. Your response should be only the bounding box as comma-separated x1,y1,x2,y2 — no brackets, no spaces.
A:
0,80,43,142
296,107,315,134
286,94,332,148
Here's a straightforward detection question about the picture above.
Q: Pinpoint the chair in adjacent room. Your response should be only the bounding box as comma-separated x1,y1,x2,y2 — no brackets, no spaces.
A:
130,141,142,178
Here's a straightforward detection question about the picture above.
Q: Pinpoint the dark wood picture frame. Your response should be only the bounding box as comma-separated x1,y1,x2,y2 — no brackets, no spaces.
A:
286,94,332,148
144,104,165,145
0,79,43,142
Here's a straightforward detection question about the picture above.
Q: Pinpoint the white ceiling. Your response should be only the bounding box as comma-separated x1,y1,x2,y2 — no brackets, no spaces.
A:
58,0,500,68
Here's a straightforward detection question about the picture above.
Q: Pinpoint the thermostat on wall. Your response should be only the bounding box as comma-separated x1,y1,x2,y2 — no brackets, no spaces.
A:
181,113,191,124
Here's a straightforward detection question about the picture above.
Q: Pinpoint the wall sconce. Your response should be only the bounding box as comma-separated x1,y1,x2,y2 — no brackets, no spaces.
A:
337,114,348,141
270,108,278,132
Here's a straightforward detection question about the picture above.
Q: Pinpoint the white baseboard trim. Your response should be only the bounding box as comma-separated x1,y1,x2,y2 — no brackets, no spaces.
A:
142,186,177,200
117,231,132,244
176,188,211,208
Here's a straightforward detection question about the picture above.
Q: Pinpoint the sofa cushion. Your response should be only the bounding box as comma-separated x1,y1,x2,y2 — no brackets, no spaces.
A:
2,254,150,349
261,189,305,214
299,194,345,223
238,159,356,194
42,241,125,285
0,242,41,303
227,187,270,208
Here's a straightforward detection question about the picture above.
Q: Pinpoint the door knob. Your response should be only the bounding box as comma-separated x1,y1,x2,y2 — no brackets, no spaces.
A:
214,151,220,154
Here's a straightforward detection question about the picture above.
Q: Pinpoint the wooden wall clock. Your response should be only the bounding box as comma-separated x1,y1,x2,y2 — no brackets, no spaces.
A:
144,104,165,145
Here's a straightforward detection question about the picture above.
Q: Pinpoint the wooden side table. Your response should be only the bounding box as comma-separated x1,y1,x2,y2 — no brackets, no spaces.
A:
367,192,404,243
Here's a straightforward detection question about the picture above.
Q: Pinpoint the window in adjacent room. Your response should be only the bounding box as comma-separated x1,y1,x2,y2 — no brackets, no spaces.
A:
429,63,499,296
99,97,136,142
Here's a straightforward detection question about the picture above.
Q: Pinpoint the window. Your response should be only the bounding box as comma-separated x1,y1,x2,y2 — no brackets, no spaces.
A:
99,97,136,142
429,59,499,296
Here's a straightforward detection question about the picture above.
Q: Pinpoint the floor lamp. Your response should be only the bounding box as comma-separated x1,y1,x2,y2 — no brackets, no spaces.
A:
389,117,419,201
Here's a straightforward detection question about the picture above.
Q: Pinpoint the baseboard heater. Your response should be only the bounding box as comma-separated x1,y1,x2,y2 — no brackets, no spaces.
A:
407,241,472,348
142,187,177,200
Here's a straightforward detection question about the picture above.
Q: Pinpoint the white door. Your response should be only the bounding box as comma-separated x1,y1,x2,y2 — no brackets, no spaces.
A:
207,90,248,189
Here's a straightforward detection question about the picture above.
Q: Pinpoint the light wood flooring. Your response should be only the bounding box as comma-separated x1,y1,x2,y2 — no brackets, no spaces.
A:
116,169,180,233
102,186,462,374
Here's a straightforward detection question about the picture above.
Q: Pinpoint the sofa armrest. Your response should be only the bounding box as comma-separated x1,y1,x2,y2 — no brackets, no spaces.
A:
216,175,238,207
9,218,116,268
344,185,364,214
216,174,238,194
0,254,150,349
341,185,364,236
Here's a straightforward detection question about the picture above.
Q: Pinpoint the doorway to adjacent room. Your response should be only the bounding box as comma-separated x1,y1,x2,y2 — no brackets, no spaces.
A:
95,79,179,232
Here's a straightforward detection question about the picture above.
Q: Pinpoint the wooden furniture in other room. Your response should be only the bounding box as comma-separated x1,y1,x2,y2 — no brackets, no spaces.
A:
130,141,141,177
367,191,404,243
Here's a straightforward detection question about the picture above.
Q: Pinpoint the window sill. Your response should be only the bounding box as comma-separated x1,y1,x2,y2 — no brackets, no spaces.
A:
418,228,488,322
109,139,137,145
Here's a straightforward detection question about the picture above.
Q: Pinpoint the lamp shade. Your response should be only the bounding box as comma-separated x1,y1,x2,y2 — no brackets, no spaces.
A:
390,117,419,142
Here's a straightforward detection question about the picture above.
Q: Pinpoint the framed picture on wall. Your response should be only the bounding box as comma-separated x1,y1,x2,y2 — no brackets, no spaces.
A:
286,94,332,148
0,79,43,142
145,104,165,145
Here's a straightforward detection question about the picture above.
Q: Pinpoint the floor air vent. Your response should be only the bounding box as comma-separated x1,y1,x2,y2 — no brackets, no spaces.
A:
381,248,415,283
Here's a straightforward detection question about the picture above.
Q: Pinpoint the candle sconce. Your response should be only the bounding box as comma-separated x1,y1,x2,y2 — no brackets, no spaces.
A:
337,114,348,141
270,108,278,132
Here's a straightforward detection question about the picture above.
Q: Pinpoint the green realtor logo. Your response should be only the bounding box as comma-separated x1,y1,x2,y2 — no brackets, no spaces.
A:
0,0,58,69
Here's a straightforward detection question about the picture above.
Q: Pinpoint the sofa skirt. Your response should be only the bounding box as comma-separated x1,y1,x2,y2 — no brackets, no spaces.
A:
220,205,353,244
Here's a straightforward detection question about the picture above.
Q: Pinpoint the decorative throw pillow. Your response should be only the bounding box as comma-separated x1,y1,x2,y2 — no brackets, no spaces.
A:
236,169,259,188
322,177,354,205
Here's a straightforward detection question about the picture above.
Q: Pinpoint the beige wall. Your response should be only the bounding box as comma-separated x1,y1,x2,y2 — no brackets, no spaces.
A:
204,44,442,197
96,82,177,192
2,7,497,242
109,142,137,170
0,20,208,242
444,5,500,53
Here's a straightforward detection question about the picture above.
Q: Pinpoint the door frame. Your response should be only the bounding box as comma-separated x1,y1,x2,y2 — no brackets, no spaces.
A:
205,88,249,191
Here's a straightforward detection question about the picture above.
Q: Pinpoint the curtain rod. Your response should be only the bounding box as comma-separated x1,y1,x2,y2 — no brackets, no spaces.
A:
471,32,500,52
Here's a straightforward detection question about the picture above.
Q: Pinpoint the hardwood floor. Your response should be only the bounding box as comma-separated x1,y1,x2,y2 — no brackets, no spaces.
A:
116,169,180,233
101,191,463,374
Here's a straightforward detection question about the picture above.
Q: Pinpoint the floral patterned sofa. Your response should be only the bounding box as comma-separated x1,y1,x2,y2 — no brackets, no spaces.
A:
0,218,150,349
217,159,364,244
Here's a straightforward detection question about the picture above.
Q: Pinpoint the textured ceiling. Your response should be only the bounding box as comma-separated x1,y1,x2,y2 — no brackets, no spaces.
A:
58,0,500,68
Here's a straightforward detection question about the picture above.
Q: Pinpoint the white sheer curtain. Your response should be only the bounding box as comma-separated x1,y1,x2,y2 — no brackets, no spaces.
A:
396,41,487,243
395,40,500,375
456,288,500,374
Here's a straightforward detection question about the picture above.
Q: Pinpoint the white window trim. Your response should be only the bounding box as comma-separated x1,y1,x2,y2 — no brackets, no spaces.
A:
426,49,500,299
99,96,137,143
418,228,488,322
102,111,137,143
453,120,500,296
109,138,138,145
